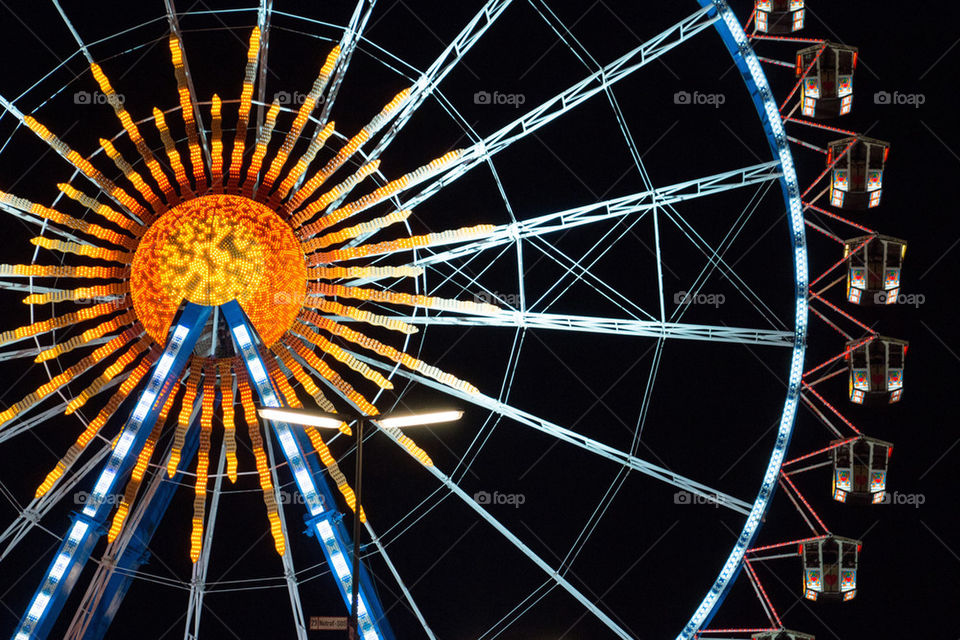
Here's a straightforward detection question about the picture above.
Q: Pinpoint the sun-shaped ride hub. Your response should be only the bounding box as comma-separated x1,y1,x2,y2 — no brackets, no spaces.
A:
131,194,306,346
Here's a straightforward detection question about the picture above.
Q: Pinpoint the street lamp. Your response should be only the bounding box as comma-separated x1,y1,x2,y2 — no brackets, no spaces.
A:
258,406,462,639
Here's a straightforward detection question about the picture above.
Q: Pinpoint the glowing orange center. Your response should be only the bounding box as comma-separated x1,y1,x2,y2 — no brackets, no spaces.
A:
131,194,306,346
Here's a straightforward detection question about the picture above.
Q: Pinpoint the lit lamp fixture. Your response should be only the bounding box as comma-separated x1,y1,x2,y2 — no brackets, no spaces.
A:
257,405,462,640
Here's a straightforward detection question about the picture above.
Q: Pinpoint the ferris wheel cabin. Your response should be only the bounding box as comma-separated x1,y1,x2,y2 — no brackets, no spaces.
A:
844,234,906,305
846,336,908,404
801,535,861,602
829,136,890,209
755,0,805,33
797,42,858,118
832,436,893,504
752,630,814,640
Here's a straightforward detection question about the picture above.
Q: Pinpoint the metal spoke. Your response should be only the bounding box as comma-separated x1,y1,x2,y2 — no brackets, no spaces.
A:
366,0,515,161
401,162,781,272
353,351,752,513
318,0,377,123
374,425,635,639
381,311,793,347
397,6,720,211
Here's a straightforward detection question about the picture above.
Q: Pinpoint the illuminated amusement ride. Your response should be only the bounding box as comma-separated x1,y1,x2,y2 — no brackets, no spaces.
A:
0,1,907,638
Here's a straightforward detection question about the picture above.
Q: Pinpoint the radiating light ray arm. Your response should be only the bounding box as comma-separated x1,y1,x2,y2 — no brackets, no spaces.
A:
297,310,477,394
35,309,138,364
261,45,340,193
0,301,126,347
191,363,217,562
289,160,380,228
302,423,367,521
282,336,378,415
286,88,412,214
398,6,719,213
168,358,203,477
167,29,210,191
219,361,238,483
90,63,176,200
98,138,166,215
242,101,282,195
306,208,409,252
309,298,417,335
228,28,262,190
396,312,795,347
289,320,393,390
309,224,495,264
271,121,337,204
0,96,152,221
309,282,499,315
355,350,752,513
33,349,157,499
0,189,139,250
366,0,514,161
236,368,285,555
308,265,422,281
57,183,145,235
22,282,128,305
63,334,151,413
30,236,133,263
295,150,460,236
153,107,193,198
0,264,128,280
210,95,224,190
271,343,340,416
0,325,140,433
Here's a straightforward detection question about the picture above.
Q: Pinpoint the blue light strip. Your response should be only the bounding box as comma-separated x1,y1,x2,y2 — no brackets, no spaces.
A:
219,300,392,640
678,2,808,638
12,303,212,640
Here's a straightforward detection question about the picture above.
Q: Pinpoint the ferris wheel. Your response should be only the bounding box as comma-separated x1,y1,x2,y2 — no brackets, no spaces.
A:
0,1,903,638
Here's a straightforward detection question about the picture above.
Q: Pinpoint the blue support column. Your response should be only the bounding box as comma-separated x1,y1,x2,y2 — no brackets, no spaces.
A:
11,303,212,640
219,300,394,640
80,411,203,640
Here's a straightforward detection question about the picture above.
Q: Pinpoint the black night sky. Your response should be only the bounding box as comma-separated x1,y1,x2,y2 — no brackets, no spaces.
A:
0,1,956,639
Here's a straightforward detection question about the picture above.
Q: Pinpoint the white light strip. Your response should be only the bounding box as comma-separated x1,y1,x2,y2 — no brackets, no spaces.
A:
259,407,344,430
376,410,463,429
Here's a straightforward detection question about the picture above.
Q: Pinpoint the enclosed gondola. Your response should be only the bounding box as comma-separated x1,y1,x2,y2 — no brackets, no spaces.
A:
846,336,907,404
832,436,893,504
797,42,858,118
801,535,861,601
844,235,906,305
829,136,890,209
755,0,805,33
